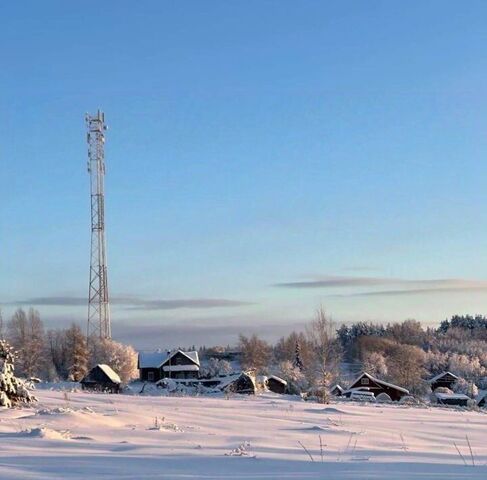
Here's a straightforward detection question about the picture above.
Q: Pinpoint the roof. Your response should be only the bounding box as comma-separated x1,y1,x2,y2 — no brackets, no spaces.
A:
268,375,287,385
351,372,409,394
435,392,469,400
162,364,199,372
96,364,121,384
138,349,200,369
331,384,344,392
428,371,459,384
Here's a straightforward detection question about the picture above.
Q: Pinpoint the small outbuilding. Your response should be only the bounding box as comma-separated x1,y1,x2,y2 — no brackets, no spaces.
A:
344,372,409,402
330,384,345,397
428,371,458,391
220,372,256,395
267,375,287,394
475,391,487,408
434,392,469,407
81,364,121,393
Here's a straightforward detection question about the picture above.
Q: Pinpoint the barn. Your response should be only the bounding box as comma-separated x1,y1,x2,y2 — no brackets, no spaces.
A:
476,391,487,408
267,375,287,394
344,372,409,402
138,349,200,382
80,364,121,393
428,371,458,391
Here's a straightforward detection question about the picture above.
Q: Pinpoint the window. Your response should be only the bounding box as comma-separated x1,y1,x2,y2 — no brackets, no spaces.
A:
361,377,369,385
147,371,155,382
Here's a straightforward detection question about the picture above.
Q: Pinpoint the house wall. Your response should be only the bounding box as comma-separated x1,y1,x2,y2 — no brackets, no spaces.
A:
349,375,406,401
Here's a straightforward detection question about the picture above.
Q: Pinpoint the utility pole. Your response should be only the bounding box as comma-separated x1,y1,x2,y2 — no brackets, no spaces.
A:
86,110,111,340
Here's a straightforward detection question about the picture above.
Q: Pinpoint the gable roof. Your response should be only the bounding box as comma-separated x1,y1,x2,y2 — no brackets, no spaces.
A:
138,349,200,369
475,390,487,405
268,375,287,385
98,364,121,384
331,384,344,392
428,371,458,384
350,371,409,394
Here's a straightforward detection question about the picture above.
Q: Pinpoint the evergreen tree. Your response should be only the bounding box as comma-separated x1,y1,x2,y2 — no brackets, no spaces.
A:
294,340,304,371
0,339,37,408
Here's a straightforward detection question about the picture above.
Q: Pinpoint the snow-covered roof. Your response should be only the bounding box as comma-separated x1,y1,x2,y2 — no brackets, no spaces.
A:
351,372,409,394
268,375,287,385
138,350,200,368
428,371,458,384
162,365,199,372
331,384,344,392
98,364,121,384
435,392,469,401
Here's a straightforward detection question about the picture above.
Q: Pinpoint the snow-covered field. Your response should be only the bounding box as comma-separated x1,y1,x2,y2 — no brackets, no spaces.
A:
0,389,486,479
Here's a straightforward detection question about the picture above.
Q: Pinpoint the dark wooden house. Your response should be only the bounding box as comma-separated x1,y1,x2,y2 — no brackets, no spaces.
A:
138,349,200,382
220,372,256,394
344,372,409,402
428,371,458,391
267,375,287,394
81,364,121,393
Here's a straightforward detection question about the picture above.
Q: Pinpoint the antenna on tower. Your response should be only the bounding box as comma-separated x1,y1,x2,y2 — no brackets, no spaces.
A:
86,110,111,340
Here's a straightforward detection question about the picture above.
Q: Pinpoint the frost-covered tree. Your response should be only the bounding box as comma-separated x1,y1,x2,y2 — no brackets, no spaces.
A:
0,339,37,408
452,378,479,398
362,351,388,378
90,337,138,383
277,360,308,394
201,358,233,378
7,308,47,378
294,341,304,371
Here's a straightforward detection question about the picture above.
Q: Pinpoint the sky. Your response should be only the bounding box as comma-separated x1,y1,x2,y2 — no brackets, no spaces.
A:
2,1,487,349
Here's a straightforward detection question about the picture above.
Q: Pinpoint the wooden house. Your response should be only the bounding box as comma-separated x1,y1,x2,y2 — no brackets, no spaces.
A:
81,364,121,393
428,371,458,391
138,349,200,382
344,372,409,402
266,375,287,394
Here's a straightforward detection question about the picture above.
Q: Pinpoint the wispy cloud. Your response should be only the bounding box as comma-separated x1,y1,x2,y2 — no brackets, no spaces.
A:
275,275,487,297
4,296,253,310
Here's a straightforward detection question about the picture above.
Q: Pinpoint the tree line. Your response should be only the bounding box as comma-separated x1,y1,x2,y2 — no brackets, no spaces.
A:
0,308,138,383
236,310,487,398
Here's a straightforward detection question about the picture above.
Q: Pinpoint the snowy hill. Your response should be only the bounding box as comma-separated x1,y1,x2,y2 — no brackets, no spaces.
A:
0,389,486,479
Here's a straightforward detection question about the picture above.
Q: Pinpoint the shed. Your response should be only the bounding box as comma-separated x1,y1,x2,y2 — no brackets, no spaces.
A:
220,372,256,395
428,371,458,391
476,391,487,408
267,375,287,394
330,384,345,397
434,392,469,406
344,372,409,402
81,364,121,393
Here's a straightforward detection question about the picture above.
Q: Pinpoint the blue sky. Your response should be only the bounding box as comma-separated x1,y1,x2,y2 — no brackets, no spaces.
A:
2,1,487,348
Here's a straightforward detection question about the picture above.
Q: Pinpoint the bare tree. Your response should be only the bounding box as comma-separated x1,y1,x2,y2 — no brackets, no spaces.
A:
305,307,342,394
238,334,272,374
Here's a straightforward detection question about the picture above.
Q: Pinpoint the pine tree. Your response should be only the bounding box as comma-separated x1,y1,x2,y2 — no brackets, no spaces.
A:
294,341,304,371
0,339,37,408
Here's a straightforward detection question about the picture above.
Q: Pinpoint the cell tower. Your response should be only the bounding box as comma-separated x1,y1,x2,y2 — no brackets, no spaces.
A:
86,110,111,340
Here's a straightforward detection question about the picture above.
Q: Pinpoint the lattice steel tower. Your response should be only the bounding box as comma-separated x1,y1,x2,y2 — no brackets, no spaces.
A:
86,110,111,339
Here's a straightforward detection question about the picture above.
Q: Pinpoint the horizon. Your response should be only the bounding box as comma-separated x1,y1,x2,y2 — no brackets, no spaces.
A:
3,1,487,349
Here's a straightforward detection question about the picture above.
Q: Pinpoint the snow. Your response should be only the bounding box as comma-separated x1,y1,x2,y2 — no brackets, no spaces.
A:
162,364,199,372
0,388,486,479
